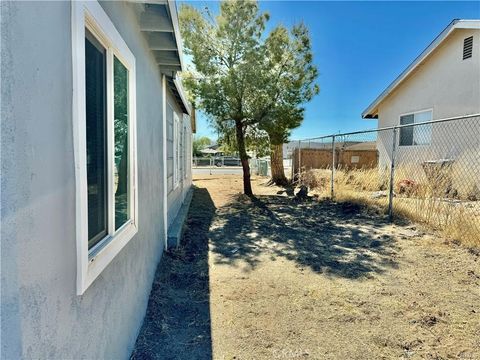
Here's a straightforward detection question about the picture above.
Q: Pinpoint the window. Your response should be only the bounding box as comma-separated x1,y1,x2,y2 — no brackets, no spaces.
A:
167,103,174,191
85,29,108,249
463,36,473,60
399,110,432,146
73,1,137,294
183,123,188,179
173,112,180,187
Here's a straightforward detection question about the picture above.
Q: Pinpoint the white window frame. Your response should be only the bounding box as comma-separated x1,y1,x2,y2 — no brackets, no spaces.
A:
173,112,180,188
72,0,138,295
398,108,433,147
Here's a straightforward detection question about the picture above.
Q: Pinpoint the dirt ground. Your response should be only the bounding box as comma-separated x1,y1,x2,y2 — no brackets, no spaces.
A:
132,174,479,360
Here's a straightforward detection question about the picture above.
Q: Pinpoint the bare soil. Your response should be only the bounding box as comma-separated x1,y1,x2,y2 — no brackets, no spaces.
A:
132,174,480,360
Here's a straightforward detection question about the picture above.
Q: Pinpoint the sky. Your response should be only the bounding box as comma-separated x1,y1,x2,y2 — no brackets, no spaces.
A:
182,1,480,141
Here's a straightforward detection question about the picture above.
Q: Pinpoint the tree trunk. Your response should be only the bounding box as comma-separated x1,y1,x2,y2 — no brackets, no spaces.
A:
235,120,253,196
270,143,288,186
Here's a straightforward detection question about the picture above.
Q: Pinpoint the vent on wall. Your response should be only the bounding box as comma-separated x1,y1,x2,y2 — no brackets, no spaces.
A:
463,36,473,60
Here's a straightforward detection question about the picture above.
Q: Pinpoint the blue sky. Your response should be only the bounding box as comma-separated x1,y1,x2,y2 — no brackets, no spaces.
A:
183,1,480,140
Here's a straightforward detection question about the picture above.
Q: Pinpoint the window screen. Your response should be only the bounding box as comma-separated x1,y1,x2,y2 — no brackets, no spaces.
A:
85,30,108,248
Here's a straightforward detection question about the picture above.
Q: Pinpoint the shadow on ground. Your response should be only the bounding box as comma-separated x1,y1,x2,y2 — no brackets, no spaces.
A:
210,194,399,278
131,187,216,360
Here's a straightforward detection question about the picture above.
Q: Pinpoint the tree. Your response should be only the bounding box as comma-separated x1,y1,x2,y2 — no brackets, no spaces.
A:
216,122,270,158
192,136,212,157
261,107,304,186
257,24,319,186
179,1,269,195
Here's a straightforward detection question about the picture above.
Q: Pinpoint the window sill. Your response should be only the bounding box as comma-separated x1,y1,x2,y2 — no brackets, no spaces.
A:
80,221,138,294
398,144,431,147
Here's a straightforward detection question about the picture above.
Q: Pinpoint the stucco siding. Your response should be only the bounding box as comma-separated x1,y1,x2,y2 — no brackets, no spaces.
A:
1,1,174,358
375,28,480,169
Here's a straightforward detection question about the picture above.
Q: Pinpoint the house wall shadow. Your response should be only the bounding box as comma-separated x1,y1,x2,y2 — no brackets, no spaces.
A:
131,187,216,360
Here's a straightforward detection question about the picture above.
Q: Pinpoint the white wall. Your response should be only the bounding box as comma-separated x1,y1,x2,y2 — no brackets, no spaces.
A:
376,28,480,169
1,1,191,358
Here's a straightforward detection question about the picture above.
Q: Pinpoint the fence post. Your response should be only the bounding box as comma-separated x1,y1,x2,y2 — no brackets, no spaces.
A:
298,140,302,182
388,127,397,221
290,150,294,180
331,135,335,199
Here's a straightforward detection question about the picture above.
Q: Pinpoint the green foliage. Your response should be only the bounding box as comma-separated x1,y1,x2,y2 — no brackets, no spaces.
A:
257,23,319,145
180,0,318,146
192,136,212,157
180,1,269,124
179,0,318,192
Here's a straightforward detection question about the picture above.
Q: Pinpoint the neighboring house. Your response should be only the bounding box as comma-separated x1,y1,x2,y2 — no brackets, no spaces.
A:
362,19,480,172
1,1,194,358
200,143,223,156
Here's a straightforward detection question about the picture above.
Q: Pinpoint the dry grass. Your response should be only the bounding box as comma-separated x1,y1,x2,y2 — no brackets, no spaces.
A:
302,163,480,247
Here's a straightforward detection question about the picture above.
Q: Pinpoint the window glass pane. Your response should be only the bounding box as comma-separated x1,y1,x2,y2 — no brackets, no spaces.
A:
85,30,108,248
114,56,129,230
399,114,414,146
413,111,432,145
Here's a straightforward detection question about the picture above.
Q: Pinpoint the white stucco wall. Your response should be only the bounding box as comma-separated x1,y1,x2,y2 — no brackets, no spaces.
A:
375,28,480,169
1,1,192,358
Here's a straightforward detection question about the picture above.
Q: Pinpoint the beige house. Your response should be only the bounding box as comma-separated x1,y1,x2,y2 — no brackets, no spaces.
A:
362,19,480,173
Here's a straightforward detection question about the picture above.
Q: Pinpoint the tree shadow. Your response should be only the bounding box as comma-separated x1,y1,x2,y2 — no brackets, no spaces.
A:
131,187,216,360
210,194,399,279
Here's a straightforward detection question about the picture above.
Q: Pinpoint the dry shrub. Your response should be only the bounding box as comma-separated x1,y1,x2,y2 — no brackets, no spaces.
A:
335,167,387,192
393,197,479,247
451,148,480,201
303,164,480,247
299,168,331,195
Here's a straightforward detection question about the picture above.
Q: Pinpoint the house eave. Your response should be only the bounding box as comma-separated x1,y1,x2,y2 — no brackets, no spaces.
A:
167,0,185,72
130,0,184,76
173,77,191,115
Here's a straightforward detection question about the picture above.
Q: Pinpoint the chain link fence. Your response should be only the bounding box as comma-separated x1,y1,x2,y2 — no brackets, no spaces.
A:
291,114,480,245
250,158,271,176
193,157,215,167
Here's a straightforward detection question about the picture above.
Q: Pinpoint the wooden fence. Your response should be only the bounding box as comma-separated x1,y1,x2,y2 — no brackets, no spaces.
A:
292,148,378,175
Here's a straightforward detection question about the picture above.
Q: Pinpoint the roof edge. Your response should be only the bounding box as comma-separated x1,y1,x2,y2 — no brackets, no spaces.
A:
173,77,191,116
167,0,185,71
361,19,480,119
